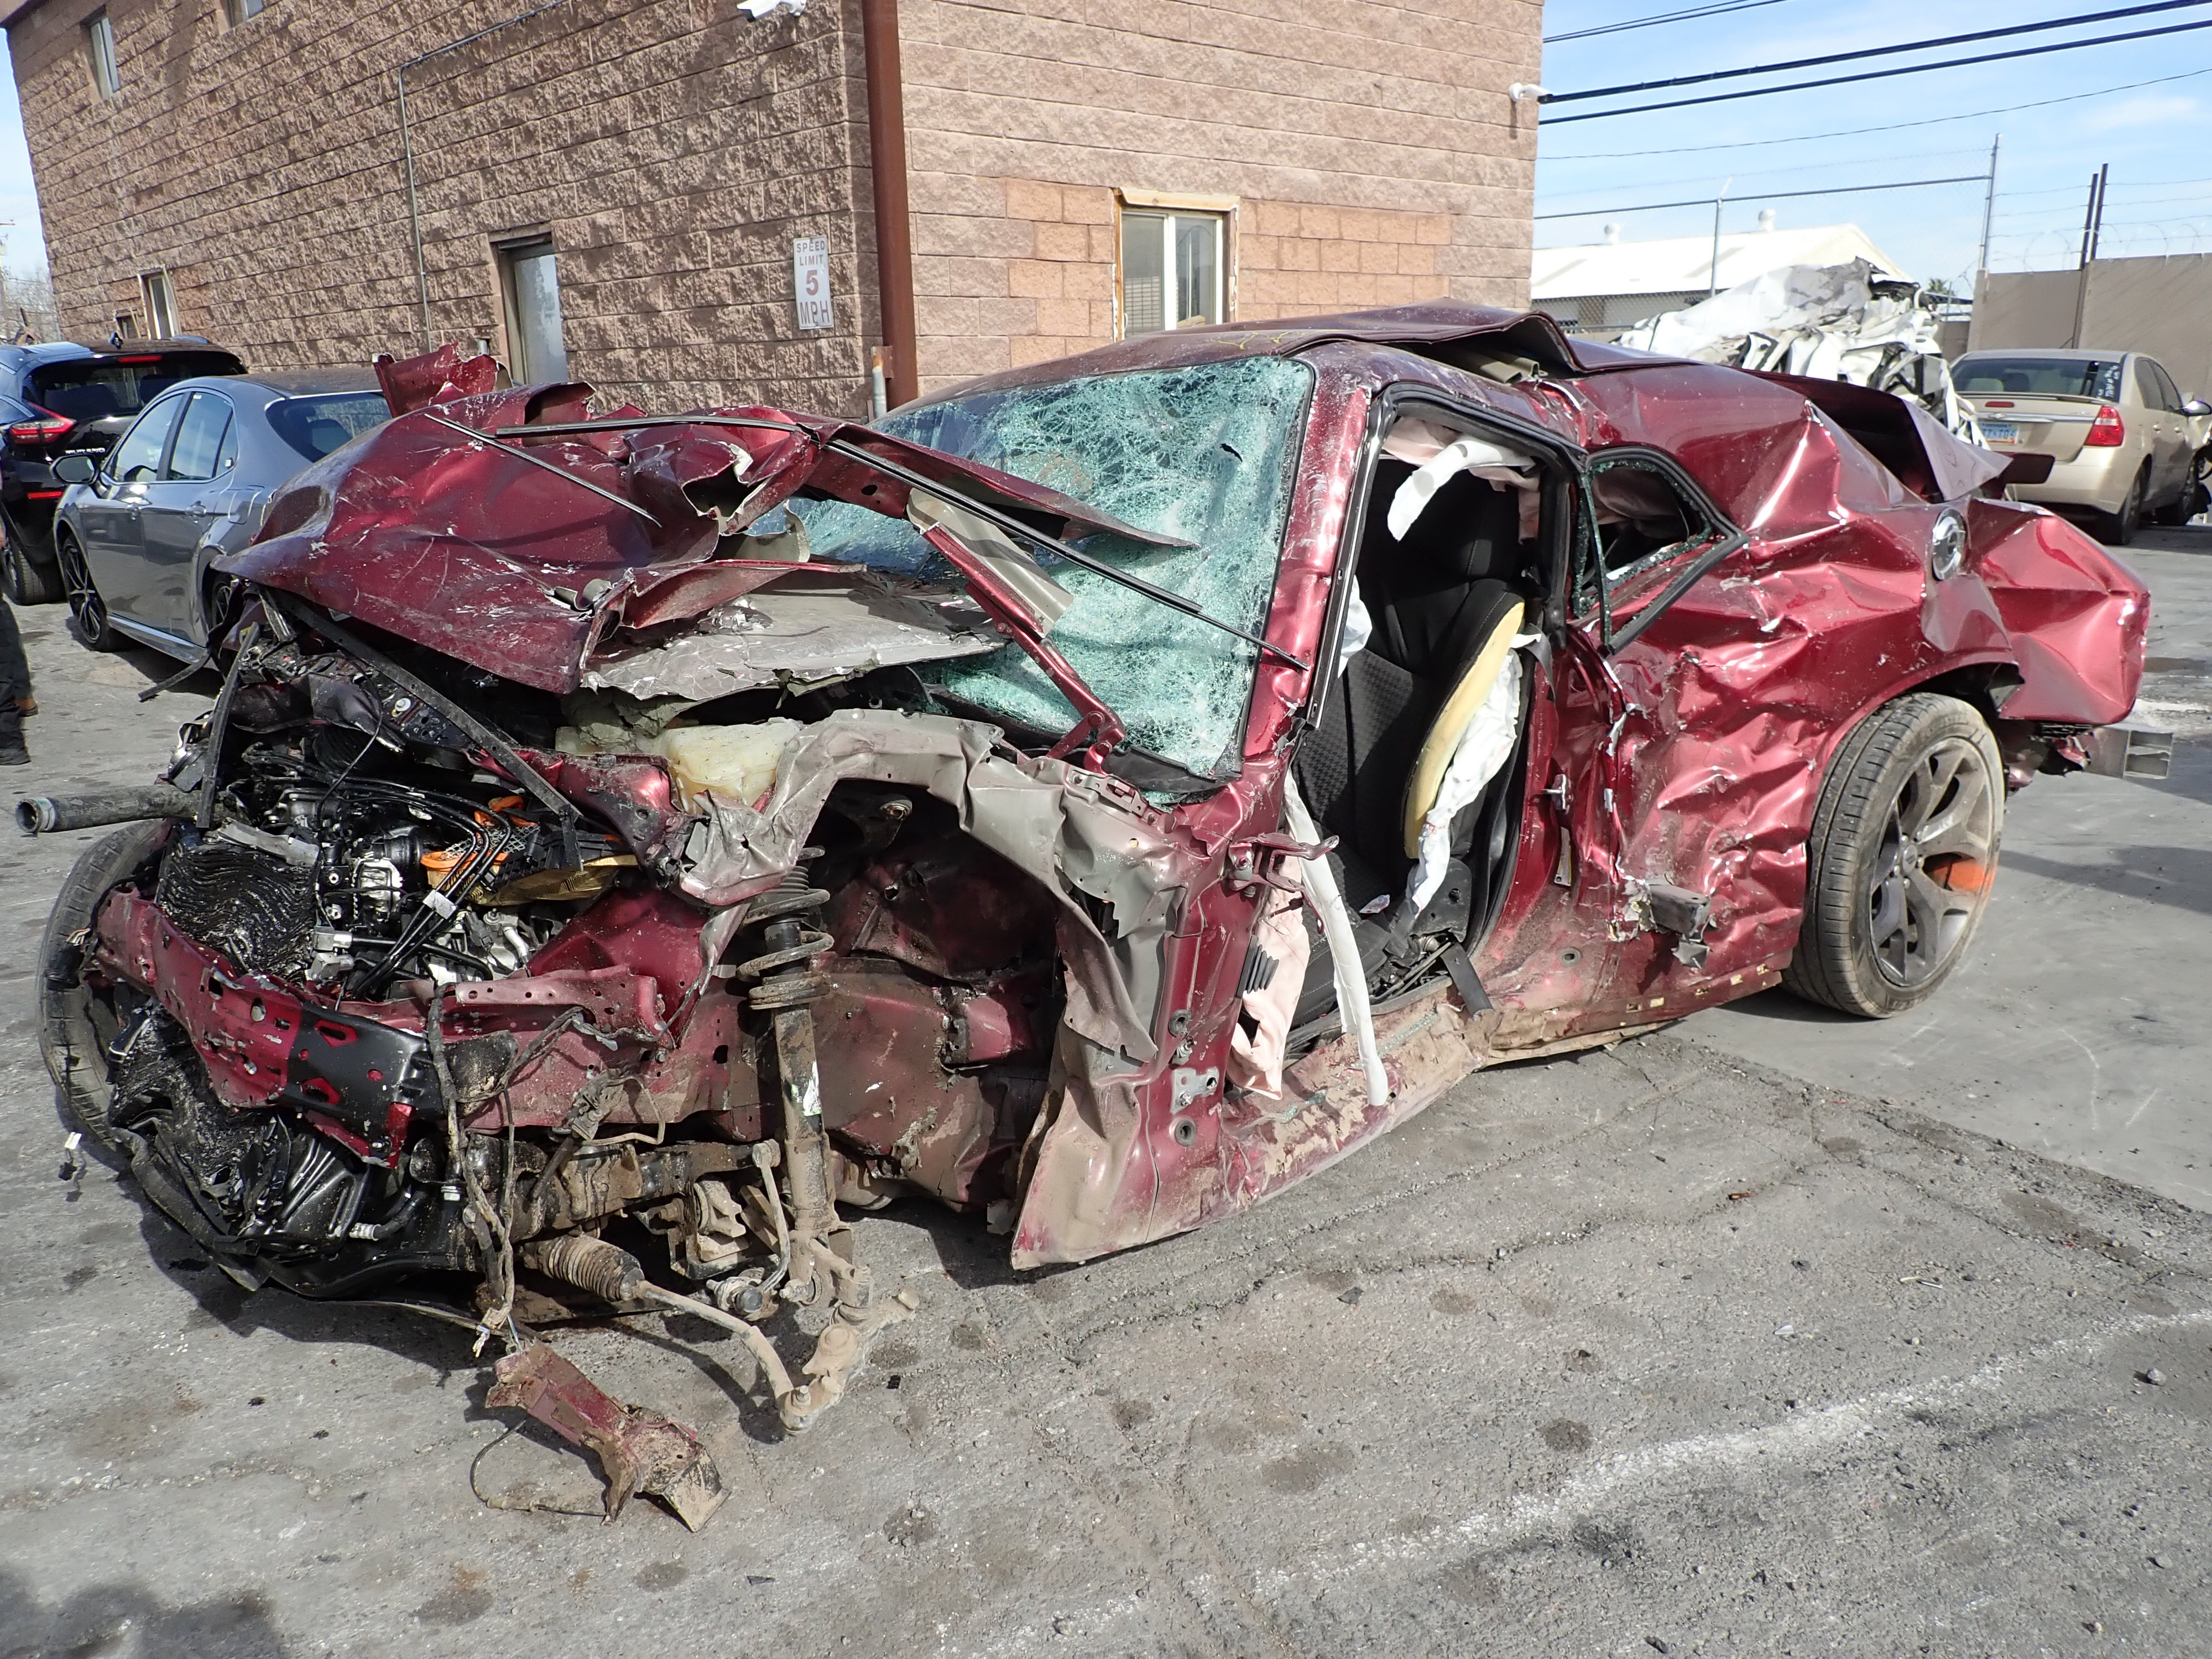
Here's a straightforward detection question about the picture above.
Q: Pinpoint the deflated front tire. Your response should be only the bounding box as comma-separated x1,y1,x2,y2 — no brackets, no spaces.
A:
40,818,170,1152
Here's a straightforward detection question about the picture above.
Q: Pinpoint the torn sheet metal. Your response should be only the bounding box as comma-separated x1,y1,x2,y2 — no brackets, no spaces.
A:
1619,260,1979,437
906,491,1074,632
681,708,1197,1063
223,385,1186,698
582,567,1005,702
488,1344,728,1528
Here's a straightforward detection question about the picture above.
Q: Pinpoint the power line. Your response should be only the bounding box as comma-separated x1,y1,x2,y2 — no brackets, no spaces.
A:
1997,173,2212,202
1996,189,2212,218
1535,173,1986,220
1538,64,2212,159
1538,147,1993,204
1544,0,1798,44
1541,0,2212,107
1542,17,2212,124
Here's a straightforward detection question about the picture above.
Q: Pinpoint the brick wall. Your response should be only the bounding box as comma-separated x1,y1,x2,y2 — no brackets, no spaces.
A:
6,0,1541,410
6,0,880,413
900,0,1542,393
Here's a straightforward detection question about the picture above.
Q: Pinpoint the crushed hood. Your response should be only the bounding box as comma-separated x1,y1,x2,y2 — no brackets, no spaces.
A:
222,354,1185,697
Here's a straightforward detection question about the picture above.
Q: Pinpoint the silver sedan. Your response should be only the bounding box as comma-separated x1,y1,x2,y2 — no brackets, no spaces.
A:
51,371,391,660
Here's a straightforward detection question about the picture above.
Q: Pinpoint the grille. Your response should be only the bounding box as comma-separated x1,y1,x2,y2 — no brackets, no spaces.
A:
155,839,318,982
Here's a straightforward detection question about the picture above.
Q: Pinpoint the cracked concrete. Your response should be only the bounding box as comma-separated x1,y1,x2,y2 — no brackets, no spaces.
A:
4,589,2211,1656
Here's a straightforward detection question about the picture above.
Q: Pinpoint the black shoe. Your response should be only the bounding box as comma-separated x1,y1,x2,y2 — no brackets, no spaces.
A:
0,742,27,766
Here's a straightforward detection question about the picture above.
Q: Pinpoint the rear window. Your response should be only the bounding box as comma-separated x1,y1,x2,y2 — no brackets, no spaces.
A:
267,393,391,462
1954,357,2123,401
24,351,246,422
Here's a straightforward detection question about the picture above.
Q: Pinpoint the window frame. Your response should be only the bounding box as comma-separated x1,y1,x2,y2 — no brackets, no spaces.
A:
1298,383,1585,748
225,0,267,24
83,11,119,100
1574,447,1743,654
1114,194,1233,339
104,392,189,486
163,390,236,484
494,235,570,384
139,271,175,341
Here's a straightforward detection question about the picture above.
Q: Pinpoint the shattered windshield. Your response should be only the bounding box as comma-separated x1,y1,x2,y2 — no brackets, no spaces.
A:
790,356,1313,780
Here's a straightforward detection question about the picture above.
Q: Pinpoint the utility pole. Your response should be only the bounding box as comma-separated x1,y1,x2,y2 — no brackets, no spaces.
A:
1707,177,1731,299
2070,163,2107,349
1975,133,2001,282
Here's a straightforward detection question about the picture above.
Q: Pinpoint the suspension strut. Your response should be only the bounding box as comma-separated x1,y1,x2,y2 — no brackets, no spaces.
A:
738,853,843,1274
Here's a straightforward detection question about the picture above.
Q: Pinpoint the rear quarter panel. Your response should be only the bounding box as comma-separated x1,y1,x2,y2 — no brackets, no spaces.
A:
1498,364,2143,1029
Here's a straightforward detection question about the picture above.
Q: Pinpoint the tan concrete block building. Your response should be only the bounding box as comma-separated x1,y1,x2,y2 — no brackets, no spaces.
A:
4,0,1542,414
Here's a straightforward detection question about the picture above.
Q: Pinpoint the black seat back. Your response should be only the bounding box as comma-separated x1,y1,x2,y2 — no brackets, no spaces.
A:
1296,463,1524,887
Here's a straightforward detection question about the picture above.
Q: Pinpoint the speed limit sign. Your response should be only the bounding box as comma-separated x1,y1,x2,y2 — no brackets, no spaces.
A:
793,236,834,332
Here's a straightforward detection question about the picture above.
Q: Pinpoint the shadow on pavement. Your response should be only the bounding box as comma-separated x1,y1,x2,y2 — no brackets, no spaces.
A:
0,1566,288,1659
1693,987,1853,1026
2000,842,2212,917
2140,738,2212,810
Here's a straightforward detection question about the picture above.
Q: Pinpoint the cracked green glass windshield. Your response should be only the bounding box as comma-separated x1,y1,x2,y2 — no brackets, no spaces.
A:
791,356,1314,780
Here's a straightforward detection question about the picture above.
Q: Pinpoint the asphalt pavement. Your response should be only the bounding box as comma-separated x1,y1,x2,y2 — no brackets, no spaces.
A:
1684,523,2212,1212
2,553,2209,1658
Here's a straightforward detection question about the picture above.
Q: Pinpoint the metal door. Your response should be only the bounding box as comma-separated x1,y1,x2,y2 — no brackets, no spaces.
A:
138,390,236,643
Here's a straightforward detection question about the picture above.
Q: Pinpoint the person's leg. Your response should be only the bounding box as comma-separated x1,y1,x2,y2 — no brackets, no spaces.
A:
0,599,28,763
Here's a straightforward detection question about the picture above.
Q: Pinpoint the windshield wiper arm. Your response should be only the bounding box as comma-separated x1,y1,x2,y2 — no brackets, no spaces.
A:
495,413,1309,672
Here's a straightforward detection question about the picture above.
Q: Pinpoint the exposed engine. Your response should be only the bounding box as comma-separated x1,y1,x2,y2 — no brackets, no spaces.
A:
38,601,1078,1516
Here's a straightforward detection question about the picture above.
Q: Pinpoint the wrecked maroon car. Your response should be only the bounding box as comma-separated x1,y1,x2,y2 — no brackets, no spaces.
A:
24,312,2148,1522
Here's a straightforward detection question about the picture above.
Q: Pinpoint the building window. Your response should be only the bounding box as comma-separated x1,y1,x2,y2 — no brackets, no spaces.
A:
113,312,138,340
84,12,119,100
1118,206,1226,337
497,238,568,383
140,271,175,339
226,0,267,22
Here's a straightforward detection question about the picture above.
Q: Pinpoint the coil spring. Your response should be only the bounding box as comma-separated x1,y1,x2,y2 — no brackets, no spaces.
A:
740,853,833,1012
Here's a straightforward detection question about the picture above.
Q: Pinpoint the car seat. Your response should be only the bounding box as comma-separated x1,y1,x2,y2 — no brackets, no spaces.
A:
1287,461,1530,1025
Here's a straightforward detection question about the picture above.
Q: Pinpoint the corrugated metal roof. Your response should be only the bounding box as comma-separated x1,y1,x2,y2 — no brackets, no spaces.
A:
1532,225,1906,301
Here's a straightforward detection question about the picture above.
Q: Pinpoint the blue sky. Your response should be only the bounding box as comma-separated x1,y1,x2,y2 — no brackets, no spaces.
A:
0,4,2202,286
1539,0,2206,287
0,58,40,278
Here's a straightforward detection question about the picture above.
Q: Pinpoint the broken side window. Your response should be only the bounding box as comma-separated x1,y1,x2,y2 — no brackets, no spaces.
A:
1573,452,1735,634
790,356,1314,781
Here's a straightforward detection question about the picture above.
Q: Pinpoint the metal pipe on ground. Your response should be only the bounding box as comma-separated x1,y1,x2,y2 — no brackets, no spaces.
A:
17,784,199,835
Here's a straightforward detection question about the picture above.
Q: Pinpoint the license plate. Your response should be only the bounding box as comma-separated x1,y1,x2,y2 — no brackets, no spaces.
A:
1980,420,2020,443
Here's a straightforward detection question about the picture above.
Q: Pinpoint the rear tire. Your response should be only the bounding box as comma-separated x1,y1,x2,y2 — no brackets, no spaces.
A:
2151,468,2197,527
40,820,170,1152
55,530,119,651
1783,693,2004,1018
1,533,62,606
2101,465,2147,545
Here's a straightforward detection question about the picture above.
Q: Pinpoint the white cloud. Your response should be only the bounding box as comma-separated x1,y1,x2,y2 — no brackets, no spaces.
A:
2084,93,2201,132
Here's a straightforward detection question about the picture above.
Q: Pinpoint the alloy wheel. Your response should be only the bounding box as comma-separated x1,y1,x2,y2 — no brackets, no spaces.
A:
1862,734,1997,988
2114,468,2146,544
56,537,113,649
